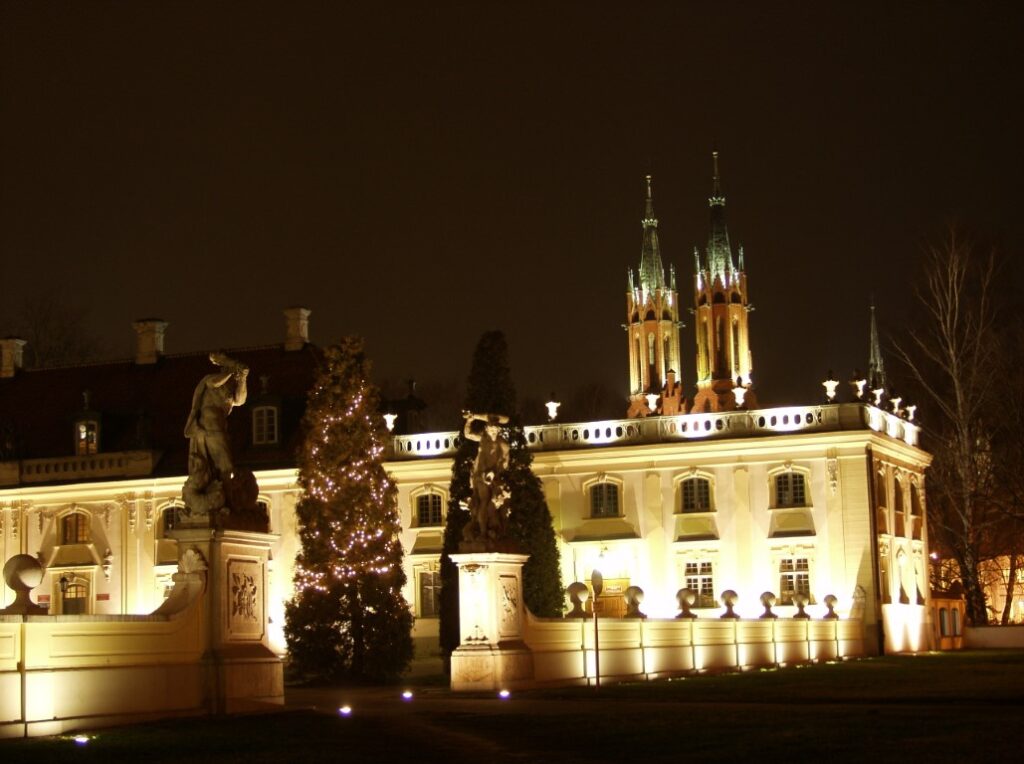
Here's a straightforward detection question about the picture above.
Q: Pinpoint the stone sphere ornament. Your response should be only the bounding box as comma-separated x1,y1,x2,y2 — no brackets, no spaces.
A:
565,581,591,619
623,585,647,619
675,588,698,619
823,594,839,620
792,592,811,620
759,591,778,619
719,589,740,619
0,554,47,614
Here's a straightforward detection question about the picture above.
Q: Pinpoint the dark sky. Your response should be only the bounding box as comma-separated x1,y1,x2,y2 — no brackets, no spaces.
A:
2,3,1022,411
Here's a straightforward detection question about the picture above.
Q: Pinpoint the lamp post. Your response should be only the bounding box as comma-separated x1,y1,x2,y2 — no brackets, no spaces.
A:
591,569,603,688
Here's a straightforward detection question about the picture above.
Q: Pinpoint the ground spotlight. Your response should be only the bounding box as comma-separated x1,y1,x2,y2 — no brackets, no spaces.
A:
401,690,413,701
498,689,510,699
338,705,352,716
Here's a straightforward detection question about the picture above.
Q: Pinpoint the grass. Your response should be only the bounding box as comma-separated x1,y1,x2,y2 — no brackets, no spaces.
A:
3,651,1022,763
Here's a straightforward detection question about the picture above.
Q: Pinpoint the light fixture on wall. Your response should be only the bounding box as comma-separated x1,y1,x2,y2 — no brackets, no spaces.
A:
59,575,69,595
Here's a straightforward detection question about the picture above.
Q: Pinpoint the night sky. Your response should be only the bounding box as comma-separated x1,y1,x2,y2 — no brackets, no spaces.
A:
2,3,1022,415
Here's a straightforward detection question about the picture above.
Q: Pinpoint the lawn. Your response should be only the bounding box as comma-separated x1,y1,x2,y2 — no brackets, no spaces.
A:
3,651,1022,763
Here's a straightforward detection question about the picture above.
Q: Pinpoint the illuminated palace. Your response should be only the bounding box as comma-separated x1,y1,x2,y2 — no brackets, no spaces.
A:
0,159,933,665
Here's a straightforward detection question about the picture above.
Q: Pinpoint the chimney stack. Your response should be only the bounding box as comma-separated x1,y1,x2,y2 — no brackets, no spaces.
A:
0,338,26,378
132,319,168,365
283,307,311,351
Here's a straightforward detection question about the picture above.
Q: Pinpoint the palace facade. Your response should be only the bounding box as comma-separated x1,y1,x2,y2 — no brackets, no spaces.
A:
0,161,933,665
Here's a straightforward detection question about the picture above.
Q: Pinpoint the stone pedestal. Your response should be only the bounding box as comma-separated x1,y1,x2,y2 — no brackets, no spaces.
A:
170,528,283,713
449,553,534,691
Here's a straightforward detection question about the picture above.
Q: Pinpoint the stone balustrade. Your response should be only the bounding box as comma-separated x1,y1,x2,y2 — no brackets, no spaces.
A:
389,402,919,461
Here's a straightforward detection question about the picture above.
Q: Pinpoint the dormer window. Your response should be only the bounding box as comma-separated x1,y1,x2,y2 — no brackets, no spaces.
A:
252,406,279,445
74,391,100,455
61,511,90,544
76,420,99,455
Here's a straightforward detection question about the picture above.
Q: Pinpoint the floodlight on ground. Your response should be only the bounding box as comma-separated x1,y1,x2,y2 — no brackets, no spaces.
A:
401,690,413,700
498,689,510,699
338,705,352,716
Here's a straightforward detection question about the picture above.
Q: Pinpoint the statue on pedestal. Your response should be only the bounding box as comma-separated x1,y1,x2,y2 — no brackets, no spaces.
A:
460,411,514,551
182,352,267,531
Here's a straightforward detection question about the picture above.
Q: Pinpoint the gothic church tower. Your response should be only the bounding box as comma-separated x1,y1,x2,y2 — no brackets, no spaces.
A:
626,176,684,418
691,153,756,412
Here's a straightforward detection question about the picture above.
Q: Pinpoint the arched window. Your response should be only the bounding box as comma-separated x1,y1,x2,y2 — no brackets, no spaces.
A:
680,477,712,513
416,493,443,527
910,484,922,516
939,608,949,636
894,480,905,514
773,473,807,508
161,506,180,537
732,319,740,371
647,333,655,365
952,608,961,636
875,471,887,508
61,512,90,544
589,483,620,518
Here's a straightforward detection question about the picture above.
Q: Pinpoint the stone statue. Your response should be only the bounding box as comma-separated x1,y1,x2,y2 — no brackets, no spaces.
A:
182,353,265,530
460,411,512,550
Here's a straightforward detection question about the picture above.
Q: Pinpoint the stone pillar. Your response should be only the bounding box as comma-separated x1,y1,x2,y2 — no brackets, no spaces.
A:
171,528,283,713
449,552,534,691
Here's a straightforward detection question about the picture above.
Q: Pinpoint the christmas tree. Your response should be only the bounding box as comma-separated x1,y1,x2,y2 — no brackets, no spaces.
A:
285,337,413,682
439,331,563,664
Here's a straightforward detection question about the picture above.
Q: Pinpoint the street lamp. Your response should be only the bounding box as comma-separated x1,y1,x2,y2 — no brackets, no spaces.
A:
591,569,603,688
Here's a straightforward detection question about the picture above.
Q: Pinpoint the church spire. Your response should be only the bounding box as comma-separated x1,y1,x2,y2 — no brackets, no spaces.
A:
868,300,887,392
705,151,736,285
638,175,666,292
626,174,682,418
692,151,755,414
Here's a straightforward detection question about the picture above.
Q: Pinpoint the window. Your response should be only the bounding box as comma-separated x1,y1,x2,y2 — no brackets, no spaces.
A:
875,472,887,508
61,512,90,544
252,406,279,445
161,506,180,537
589,483,620,518
685,561,715,608
779,558,811,605
939,608,949,637
681,477,712,513
894,480,905,514
910,484,922,516
951,608,961,636
418,570,440,618
416,493,443,527
774,472,806,508
76,420,99,455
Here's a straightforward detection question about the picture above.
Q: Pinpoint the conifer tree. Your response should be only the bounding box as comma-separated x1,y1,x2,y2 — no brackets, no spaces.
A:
439,331,563,663
285,337,413,682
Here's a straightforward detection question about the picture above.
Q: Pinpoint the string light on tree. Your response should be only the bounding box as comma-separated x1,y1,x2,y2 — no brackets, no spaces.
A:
284,337,413,681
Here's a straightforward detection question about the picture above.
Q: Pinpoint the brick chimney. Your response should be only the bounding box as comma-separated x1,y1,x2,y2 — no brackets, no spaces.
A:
283,307,311,351
0,338,26,378
132,319,168,365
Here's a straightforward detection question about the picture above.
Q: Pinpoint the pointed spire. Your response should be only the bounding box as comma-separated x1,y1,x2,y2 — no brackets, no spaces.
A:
711,150,722,201
705,152,734,284
868,299,887,392
638,175,666,292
